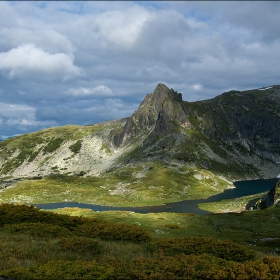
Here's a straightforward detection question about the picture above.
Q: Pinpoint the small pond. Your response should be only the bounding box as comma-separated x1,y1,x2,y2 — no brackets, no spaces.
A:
34,178,279,215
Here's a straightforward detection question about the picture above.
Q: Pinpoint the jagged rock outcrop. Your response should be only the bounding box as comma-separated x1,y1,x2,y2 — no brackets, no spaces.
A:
246,180,280,210
113,83,190,148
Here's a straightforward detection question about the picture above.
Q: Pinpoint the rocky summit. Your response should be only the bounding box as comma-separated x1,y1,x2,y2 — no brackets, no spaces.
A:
0,83,280,182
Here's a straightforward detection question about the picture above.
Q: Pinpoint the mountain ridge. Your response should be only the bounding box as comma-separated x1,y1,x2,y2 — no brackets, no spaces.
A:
0,83,279,183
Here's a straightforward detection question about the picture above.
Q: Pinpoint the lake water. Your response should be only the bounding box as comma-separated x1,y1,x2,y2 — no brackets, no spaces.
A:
34,178,279,215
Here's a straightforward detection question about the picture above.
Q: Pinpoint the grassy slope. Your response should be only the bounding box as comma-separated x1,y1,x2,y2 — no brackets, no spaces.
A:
51,205,280,255
0,125,103,177
0,204,279,279
0,161,232,206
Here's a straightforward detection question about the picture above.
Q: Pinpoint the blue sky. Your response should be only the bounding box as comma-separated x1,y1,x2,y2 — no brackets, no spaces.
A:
0,1,280,138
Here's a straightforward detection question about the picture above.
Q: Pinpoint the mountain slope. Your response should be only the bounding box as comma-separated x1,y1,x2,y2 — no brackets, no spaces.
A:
0,120,128,179
110,84,280,179
0,83,279,193
186,86,280,178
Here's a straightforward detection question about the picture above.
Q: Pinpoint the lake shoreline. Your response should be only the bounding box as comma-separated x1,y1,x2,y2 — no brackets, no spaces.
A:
34,178,279,215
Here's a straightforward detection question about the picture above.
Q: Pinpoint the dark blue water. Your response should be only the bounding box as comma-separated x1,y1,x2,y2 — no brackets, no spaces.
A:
34,178,279,215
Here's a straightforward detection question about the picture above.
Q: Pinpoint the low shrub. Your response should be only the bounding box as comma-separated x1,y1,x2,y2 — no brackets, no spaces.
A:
156,236,255,262
164,224,181,229
0,204,83,229
59,237,102,254
2,255,280,280
74,219,152,243
113,254,280,280
69,140,82,154
42,138,64,154
4,223,75,238
0,260,114,280
0,204,152,243
28,150,40,162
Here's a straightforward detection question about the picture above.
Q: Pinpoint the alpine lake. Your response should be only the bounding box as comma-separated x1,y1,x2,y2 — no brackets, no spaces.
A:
35,178,279,215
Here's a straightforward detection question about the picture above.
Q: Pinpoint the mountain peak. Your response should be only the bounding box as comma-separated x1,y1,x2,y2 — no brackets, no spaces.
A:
153,83,170,93
113,84,189,147
150,83,183,103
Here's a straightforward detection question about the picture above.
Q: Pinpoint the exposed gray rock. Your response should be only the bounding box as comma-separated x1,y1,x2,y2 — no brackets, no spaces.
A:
246,180,280,210
113,83,190,148
0,179,21,190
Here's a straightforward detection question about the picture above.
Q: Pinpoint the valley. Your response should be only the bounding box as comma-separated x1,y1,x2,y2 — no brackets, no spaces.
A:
0,83,280,279
0,83,279,213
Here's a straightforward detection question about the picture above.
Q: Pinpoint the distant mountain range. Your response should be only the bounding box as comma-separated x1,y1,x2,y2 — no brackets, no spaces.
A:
0,83,279,182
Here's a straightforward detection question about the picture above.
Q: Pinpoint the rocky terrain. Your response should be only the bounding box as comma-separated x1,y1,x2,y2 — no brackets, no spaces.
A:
247,180,280,210
0,83,279,188
112,83,280,179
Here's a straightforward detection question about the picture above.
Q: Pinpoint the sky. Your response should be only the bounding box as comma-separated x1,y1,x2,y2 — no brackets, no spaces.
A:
0,1,280,139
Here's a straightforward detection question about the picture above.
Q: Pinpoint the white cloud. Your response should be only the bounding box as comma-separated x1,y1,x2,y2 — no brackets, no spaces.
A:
94,5,151,49
6,118,34,126
64,85,113,97
0,102,57,135
0,28,75,54
0,44,83,80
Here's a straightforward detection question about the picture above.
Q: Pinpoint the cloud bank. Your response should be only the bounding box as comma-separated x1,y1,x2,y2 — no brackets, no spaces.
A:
0,1,279,138
0,44,83,80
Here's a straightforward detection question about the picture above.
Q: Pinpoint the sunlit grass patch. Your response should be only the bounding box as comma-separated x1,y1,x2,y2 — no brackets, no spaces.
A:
48,209,214,239
0,161,232,207
198,192,267,213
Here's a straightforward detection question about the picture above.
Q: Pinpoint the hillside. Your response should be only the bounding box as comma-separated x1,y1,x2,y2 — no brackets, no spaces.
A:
0,83,279,207
0,203,280,279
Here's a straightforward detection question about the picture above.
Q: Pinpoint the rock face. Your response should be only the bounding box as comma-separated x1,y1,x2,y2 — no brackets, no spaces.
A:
113,83,190,148
187,87,280,163
247,180,280,210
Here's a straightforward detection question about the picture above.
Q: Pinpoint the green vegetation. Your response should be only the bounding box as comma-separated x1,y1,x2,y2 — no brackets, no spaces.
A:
0,85,280,277
0,162,231,206
51,206,280,255
69,140,82,154
0,124,103,175
42,138,64,154
28,150,40,162
155,237,255,262
198,192,267,213
0,204,279,279
4,222,75,238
